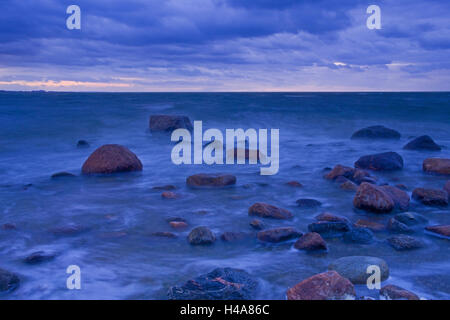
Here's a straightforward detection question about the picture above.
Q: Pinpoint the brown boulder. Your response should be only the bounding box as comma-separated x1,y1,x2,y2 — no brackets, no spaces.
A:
286,271,355,300
380,285,419,300
257,227,301,243
81,144,143,174
425,225,450,237
293,232,327,251
248,203,293,220
186,174,236,187
380,185,410,211
315,212,350,223
423,158,450,175
353,183,395,213
412,188,448,206
149,115,192,132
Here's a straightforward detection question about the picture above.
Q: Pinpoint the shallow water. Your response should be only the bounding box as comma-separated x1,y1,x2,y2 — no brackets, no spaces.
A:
0,91,449,299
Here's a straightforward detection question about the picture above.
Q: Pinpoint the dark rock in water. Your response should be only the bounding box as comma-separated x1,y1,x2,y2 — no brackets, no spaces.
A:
394,212,427,226
76,140,90,148
186,174,236,187
150,231,177,239
167,267,258,300
248,203,293,220
425,225,450,238
161,191,179,199
423,158,450,175
249,219,265,230
340,180,358,191
0,268,20,292
221,232,249,242
315,212,350,223
354,219,386,232
324,165,373,184
387,218,414,234
403,135,441,151
50,224,87,236
296,199,322,208
308,221,351,238
351,125,401,140
149,115,193,132
187,227,216,245
328,256,389,284
294,232,327,251
395,184,408,191
286,181,303,188
51,172,76,179
81,144,143,174
380,284,420,300
444,180,450,198
24,251,56,264
152,185,177,191
324,165,354,180
257,227,301,243
1,223,17,230
355,152,404,171
287,271,355,300
412,188,448,206
353,183,395,213
387,235,424,251
343,228,374,244
380,185,410,211
166,217,187,223
169,221,188,229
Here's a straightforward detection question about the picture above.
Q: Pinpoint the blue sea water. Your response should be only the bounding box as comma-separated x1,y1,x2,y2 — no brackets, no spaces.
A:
0,91,449,299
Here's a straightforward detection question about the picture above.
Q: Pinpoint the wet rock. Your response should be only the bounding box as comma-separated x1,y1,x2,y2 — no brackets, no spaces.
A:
166,217,187,223
149,115,193,132
1,223,17,230
351,125,401,140
150,232,177,238
296,199,322,208
161,191,179,199
221,232,248,242
187,227,216,245
412,188,448,206
186,173,236,187
286,181,303,187
394,212,427,226
403,135,441,151
353,182,395,213
293,232,327,251
24,251,56,264
257,227,301,243
248,203,293,220
324,165,372,184
170,221,188,230
324,165,354,180
380,284,420,300
423,158,450,175
379,185,410,211
167,267,258,300
307,221,351,238
354,219,386,232
387,235,424,251
51,172,76,179
315,212,350,223
50,224,87,236
425,225,450,238
81,144,143,174
355,152,404,171
286,271,355,300
0,268,20,292
387,218,414,234
343,228,374,244
340,180,358,191
152,185,177,191
328,256,389,284
249,219,265,230
77,140,90,148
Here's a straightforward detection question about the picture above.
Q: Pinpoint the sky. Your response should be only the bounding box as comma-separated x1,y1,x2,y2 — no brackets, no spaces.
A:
0,0,449,92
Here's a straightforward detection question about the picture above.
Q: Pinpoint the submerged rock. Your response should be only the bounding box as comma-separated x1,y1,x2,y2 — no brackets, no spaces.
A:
286,181,303,188
150,231,177,238
149,115,193,132
0,268,20,292
340,180,358,191
423,158,450,175
24,251,56,264
293,232,327,251
328,256,389,284
248,203,293,220
403,135,441,151
315,212,350,223
343,228,374,244
393,212,427,226
351,125,401,140
387,235,424,251
161,191,179,199
387,218,414,234
412,188,448,206
324,165,372,184
249,219,265,230
221,232,249,242
49,224,87,236
355,152,404,171
307,221,351,238
186,174,236,187
296,199,322,208
257,227,301,243
51,172,76,179
187,227,216,245
380,284,420,300
152,185,177,191
76,140,90,148
287,271,355,300
168,267,258,300
169,221,188,229
425,225,450,238
354,219,386,232
353,183,395,213
380,185,410,212
81,144,143,174
1,223,17,230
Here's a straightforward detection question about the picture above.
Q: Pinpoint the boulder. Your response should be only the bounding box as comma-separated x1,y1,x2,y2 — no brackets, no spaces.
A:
257,227,301,243
380,284,420,300
249,219,265,230
353,183,395,213
307,221,351,238
380,185,410,211
423,158,450,175
149,115,193,132
351,125,401,140
293,232,327,251
387,235,424,251
187,227,216,245
0,268,20,292
355,152,404,171
328,256,389,284
324,165,372,184
24,251,56,264
412,188,448,206
286,271,355,300
354,219,386,232
324,165,354,180
387,218,414,234
315,212,350,223
168,267,258,300
81,144,143,174
248,203,293,220
186,174,236,187
425,225,450,238
343,228,374,244
296,199,322,208
403,135,441,151
393,212,427,226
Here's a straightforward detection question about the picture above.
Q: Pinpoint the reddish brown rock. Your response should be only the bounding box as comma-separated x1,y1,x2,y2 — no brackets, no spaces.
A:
286,181,303,188
81,144,143,174
315,212,349,223
340,180,358,191
353,182,395,213
423,158,450,175
412,188,448,206
425,225,450,237
149,115,193,132
380,185,410,211
249,219,265,230
248,203,293,220
286,271,355,300
324,165,354,180
294,232,327,251
257,227,301,243
186,174,236,187
354,219,386,232
170,221,188,229
355,152,404,171
161,191,179,199
380,285,419,300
